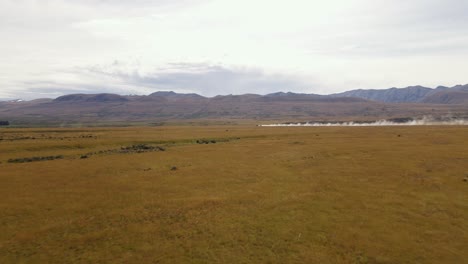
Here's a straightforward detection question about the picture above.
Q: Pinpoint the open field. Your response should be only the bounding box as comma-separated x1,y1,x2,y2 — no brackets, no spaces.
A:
0,125,467,263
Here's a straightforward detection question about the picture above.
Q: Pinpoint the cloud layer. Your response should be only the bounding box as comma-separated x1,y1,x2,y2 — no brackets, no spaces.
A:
1,0,468,99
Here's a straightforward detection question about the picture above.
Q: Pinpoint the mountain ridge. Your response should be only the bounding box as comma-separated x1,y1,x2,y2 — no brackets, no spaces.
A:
1,84,467,125
6,84,468,104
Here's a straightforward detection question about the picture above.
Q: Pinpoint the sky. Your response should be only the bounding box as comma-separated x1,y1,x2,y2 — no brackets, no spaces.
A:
1,0,468,99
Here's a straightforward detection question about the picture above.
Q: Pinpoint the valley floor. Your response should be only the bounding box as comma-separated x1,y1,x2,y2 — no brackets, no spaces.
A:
0,125,467,263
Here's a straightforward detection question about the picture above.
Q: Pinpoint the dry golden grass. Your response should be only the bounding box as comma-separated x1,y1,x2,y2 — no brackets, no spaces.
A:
0,125,467,263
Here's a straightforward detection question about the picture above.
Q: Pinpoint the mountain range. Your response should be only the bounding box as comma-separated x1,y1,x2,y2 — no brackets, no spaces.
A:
1,84,467,126
331,84,468,103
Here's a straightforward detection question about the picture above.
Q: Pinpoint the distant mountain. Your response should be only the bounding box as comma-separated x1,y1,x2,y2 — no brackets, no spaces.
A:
149,91,205,100
262,92,322,101
331,84,468,104
422,90,468,104
1,86,468,126
261,92,367,103
211,94,262,102
332,86,439,103
265,92,318,97
54,93,129,103
0,91,383,125
451,84,468,91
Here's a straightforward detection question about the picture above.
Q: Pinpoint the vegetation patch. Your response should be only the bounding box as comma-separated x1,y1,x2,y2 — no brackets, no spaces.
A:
195,137,239,144
0,133,97,141
82,144,166,158
196,139,218,144
119,144,166,153
7,155,64,163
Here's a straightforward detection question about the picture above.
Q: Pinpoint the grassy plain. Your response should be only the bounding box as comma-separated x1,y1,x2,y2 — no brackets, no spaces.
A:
0,125,467,263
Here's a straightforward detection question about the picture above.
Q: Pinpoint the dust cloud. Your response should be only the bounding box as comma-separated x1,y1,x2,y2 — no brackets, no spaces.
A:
261,117,468,127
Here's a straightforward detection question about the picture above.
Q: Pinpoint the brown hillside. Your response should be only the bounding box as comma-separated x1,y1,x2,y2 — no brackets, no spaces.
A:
422,90,468,104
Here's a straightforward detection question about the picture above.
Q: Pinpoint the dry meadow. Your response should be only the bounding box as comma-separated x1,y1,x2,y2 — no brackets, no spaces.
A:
0,125,467,263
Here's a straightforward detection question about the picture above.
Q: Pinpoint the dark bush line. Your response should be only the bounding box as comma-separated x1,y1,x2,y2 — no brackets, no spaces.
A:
79,134,96,138
0,136,36,141
82,144,165,158
196,139,217,144
0,121,9,126
120,144,165,153
196,137,240,144
8,155,64,163
0,134,97,141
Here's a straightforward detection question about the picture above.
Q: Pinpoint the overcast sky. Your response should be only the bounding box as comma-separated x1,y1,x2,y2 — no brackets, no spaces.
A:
1,0,468,99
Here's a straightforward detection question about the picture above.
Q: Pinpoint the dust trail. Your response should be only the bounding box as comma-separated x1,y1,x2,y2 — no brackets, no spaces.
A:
261,117,468,127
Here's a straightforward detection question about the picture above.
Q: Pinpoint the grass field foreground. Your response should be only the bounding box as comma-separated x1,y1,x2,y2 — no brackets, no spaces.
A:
0,125,467,263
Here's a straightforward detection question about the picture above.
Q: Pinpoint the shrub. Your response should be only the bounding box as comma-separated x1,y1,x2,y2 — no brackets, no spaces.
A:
119,144,165,153
8,155,64,163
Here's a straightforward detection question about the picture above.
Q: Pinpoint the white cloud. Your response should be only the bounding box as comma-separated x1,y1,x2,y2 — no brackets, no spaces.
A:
82,62,316,96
